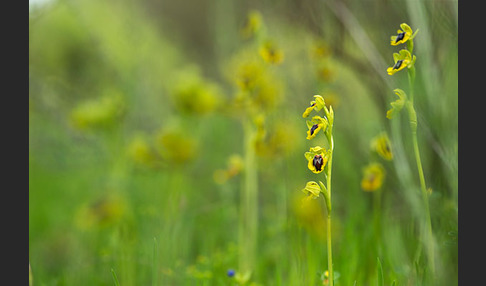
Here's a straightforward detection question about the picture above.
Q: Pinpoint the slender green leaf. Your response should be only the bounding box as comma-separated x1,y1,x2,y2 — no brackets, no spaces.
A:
111,268,120,286
377,257,384,286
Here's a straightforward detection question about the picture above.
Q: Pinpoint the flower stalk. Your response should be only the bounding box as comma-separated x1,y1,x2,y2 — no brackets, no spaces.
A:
407,65,435,280
387,23,435,279
302,95,335,286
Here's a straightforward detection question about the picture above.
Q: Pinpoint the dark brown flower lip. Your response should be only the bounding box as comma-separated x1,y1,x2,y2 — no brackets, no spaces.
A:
395,32,406,43
393,59,403,70
310,124,319,135
313,154,324,171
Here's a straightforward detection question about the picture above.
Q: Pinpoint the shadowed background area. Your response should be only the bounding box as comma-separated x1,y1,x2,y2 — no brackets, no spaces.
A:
29,0,457,284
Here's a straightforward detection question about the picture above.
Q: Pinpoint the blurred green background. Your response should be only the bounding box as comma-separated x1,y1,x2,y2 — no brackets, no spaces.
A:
29,0,457,285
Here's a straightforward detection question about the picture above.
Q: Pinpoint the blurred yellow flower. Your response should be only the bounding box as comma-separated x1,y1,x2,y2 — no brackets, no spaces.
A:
304,146,329,174
255,118,300,158
310,40,331,59
155,127,198,164
254,113,266,142
226,50,283,114
213,154,244,184
316,65,336,83
70,90,125,130
302,95,325,118
361,162,385,191
251,76,282,112
241,10,262,39
234,61,265,92
259,41,284,65
171,71,222,115
371,132,393,160
75,195,127,230
127,135,159,168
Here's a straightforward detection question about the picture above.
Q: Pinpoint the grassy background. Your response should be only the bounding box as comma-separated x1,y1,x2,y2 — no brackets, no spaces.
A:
29,0,458,285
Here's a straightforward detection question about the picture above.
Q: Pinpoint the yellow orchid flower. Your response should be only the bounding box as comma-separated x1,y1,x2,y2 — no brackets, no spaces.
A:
390,23,419,46
306,115,328,140
302,95,325,118
304,146,329,174
390,23,413,45
301,181,322,199
387,49,413,75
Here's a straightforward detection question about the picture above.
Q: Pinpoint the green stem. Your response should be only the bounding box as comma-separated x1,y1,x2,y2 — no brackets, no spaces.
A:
407,66,435,280
410,115,435,278
239,119,258,276
327,214,333,286
325,132,334,286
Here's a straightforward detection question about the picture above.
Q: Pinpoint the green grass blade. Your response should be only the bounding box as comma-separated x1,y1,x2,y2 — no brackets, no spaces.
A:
377,257,384,286
153,237,158,286
111,268,120,286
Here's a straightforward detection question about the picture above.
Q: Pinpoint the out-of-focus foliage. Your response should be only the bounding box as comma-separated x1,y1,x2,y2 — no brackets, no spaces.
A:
29,0,457,285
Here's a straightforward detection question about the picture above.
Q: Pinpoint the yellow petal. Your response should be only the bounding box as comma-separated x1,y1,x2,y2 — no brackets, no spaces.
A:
303,106,314,118
400,23,413,35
